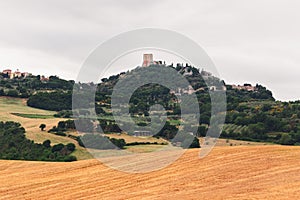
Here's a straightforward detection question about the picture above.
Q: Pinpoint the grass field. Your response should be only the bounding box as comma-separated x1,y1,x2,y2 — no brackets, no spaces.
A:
0,97,178,160
0,97,91,160
0,145,299,199
0,97,74,144
11,113,55,119
124,144,167,153
0,96,275,161
212,138,269,146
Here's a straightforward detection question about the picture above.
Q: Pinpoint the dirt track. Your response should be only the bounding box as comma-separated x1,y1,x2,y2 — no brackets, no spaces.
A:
0,145,300,199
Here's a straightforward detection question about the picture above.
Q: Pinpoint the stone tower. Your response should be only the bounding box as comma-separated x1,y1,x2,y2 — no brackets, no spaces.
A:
142,54,153,67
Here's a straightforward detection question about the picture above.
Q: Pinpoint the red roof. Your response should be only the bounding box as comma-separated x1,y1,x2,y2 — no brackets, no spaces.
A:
2,69,12,72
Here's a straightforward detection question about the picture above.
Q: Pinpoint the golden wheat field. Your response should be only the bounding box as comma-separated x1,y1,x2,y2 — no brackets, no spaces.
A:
0,145,300,200
1,97,300,199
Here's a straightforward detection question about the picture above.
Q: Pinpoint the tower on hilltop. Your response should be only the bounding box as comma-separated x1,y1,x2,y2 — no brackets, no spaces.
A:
142,54,153,67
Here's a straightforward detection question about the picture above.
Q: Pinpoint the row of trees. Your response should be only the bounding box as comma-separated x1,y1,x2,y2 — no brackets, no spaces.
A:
46,120,127,149
78,134,126,149
0,74,74,89
0,74,74,98
27,91,72,111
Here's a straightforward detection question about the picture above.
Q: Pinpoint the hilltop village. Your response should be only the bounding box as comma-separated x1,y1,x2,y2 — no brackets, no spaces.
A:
140,53,256,93
1,54,258,94
1,69,49,81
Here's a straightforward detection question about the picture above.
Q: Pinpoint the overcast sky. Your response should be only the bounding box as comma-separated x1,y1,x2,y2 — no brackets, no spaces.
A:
0,0,299,101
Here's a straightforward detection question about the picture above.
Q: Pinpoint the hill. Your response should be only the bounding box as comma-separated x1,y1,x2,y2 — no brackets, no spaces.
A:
0,145,299,199
0,64,300,161
24,64,300,146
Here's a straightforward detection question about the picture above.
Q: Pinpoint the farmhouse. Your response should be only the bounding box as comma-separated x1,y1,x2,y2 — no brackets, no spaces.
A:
133,130,152,137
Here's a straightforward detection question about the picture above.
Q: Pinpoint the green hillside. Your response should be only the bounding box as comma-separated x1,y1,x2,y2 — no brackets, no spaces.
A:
0,63,299,163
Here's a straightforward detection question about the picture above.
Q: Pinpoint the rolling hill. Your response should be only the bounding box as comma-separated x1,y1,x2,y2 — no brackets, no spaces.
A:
0,145,299,199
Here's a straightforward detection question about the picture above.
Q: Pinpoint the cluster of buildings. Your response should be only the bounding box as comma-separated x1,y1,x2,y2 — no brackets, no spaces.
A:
2,69,30,79
231,84,257,91
1,69,50,81
142,53,212,77
40,75,49,82
142,54,227,95
200,69,212,78
170,85,197,96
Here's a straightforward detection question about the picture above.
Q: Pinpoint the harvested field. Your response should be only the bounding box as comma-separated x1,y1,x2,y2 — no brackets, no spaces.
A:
0,145,300,199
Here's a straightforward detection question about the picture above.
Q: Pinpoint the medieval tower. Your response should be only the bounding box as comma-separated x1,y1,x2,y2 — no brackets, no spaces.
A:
142,54,154,67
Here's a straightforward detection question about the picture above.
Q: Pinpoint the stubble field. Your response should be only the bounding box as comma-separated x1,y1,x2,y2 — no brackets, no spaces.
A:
0,145,299,199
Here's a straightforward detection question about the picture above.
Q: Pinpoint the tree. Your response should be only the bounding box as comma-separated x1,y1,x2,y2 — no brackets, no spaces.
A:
110,138,126,149
189,137,200,148
180,136,200,149
278,133,293,145
42,140,51,148
52,143,65,152
27,91,72,111
248,123,267,139
66,143,76,152
57,121,66,130
78,134,117,149
197,125,207,137
39,124,46,131
7,89,19,97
